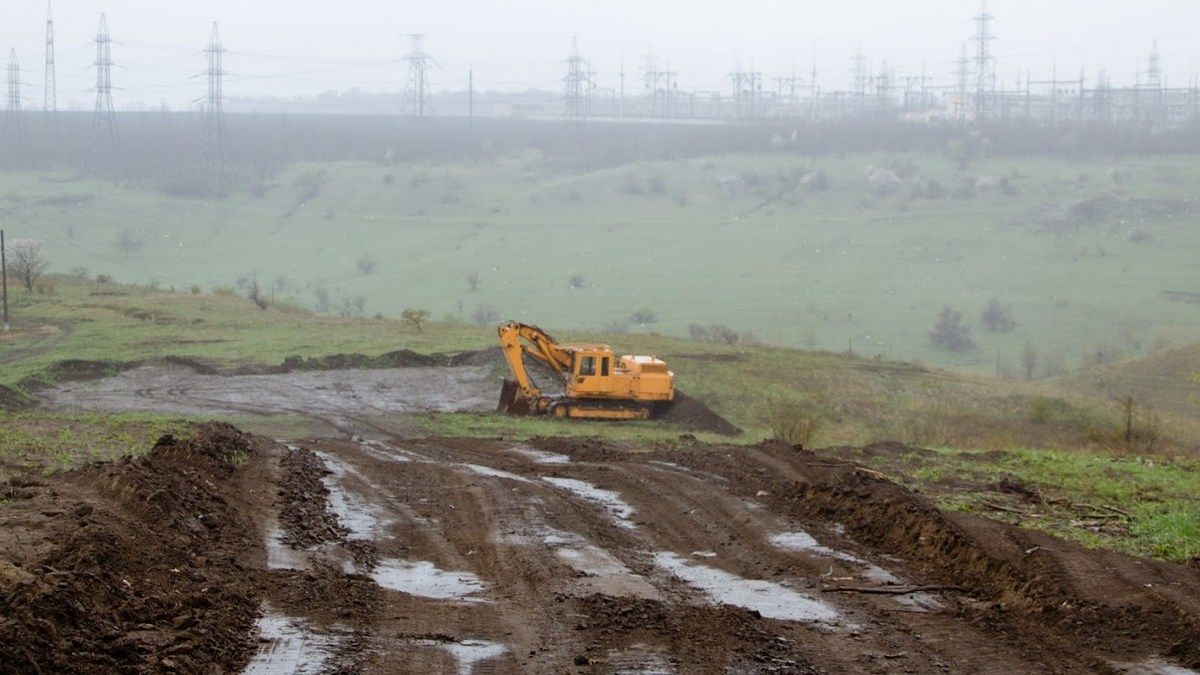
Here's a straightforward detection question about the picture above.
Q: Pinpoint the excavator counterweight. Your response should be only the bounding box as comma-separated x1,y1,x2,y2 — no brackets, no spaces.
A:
496,321,674,421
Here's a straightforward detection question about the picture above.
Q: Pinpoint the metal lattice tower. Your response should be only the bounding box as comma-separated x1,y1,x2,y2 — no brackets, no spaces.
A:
203,22,228,169
44,1,56,112
402,34,433,117
6,50,19,116
1146,40,1162,90
563,36,590,118
92,13,117,147
971,0,996,118
852,45,868,102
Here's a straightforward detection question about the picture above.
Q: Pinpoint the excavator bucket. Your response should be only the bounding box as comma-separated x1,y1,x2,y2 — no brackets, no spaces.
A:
497,379,532,416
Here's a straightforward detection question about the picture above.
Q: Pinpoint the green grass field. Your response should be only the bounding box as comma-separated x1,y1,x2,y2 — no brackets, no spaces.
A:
3,151,1199,375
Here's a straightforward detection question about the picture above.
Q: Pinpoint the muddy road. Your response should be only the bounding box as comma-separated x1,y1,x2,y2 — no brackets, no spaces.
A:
5,424,1198,673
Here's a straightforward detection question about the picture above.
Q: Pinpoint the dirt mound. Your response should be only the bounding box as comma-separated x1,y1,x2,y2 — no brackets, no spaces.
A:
577,594,817,673
0,423,266,673
658,390,741,435
531,436,633,462
277,446,344,547
0,384,33,411
275,347,500,374
39,359,129,382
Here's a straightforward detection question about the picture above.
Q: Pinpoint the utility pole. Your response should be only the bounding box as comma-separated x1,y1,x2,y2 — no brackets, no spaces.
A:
852,44,868,107
1,229,8,332
971,0,996,121
468,67,473,126
402,34,433,118
44,1,56,113
203,22,228,173
92,14,117,151
618,58,625,117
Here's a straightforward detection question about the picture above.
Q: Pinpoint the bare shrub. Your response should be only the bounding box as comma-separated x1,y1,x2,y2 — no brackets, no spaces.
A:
472,304,500,327
338,295,366,318
980,297,1017,333
764,398,821,448
928,306,975,352
568,273,586,290
6,239,50,290
313,287,331,314
467,271,481,292
357,254,378,276
115,230,143,259
402,308,431,333
629,308,657,325
1021,343,1038,381
248,278,270,310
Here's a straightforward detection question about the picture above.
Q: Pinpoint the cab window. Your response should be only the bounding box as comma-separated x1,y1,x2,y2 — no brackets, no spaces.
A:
600,357,610,377
578,356,596,377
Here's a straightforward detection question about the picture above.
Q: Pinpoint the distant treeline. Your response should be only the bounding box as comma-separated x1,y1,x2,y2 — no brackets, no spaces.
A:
2,111,1198,182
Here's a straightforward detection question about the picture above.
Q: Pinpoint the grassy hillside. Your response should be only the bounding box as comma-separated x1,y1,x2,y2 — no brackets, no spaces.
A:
2,151,1198,375
1064,342,1200,419
3,277,1199,560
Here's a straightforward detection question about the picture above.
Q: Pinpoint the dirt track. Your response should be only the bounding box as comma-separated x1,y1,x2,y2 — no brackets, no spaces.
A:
4,424,1200,673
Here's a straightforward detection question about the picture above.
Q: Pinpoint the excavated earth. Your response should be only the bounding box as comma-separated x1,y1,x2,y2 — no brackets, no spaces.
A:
3,423,1199,673
3,355,1200,672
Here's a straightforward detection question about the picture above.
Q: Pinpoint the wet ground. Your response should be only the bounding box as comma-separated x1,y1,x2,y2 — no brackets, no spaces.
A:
4,369,1200,673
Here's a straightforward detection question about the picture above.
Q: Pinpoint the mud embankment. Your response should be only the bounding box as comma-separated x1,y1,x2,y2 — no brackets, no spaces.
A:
0,424,270,673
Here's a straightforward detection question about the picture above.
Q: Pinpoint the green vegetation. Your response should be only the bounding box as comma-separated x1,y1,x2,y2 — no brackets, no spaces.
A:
0,410,189,476
4,151,1199,374
836,444,1200,561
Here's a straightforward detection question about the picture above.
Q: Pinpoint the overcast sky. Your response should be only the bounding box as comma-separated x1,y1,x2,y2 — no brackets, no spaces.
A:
3,0,1198,111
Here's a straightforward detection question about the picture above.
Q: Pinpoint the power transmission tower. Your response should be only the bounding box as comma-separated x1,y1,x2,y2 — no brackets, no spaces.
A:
971,0,996,120
563,36,591,118
44,1,56,113
92,13,117,150
955,41,971,122
203,22,228,172
6,50,19,117
402,34,433,117
852,45,868,103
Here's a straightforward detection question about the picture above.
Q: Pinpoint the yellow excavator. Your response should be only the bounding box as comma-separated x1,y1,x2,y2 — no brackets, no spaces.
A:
496,321,674,420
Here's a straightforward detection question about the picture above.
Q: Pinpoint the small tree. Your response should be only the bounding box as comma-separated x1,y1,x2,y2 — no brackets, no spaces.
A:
357,254,377,276
472,304,499,327
466,271,481,292
629,308,657,325
248,278,270,310
402,308,431,333
1021,342,1038,381
7,239,50,291
568,273,586,290
980,297,1016,333
115,230,143,259
928,306,976,352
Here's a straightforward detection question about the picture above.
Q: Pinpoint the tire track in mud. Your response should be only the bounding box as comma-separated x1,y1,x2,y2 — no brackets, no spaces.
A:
249,436,1171,674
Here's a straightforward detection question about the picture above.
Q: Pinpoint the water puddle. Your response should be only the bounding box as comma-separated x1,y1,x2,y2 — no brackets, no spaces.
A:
460,463,533,483
508,445,571,464
1111,659,1200,675
372,557,489,602
242,608,342,674
769,530,864,564
653,552,841,625
607,643,676,674
555,543,661,599
542,477,637,529
264,522,310,571
314,451,385,539
412,638,507,674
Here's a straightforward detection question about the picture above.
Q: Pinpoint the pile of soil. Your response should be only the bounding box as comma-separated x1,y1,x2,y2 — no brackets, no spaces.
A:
658,390,741,436
0,423,267,673
0,384,33,411
274,347,502,374
277,446,344,547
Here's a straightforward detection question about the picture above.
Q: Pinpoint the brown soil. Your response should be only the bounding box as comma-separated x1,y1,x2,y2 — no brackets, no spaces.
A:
0,424,269,673
5,424,1198,672
658,390,742,435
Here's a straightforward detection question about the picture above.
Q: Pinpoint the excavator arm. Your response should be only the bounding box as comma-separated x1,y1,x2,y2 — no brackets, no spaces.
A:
497,321,574,413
